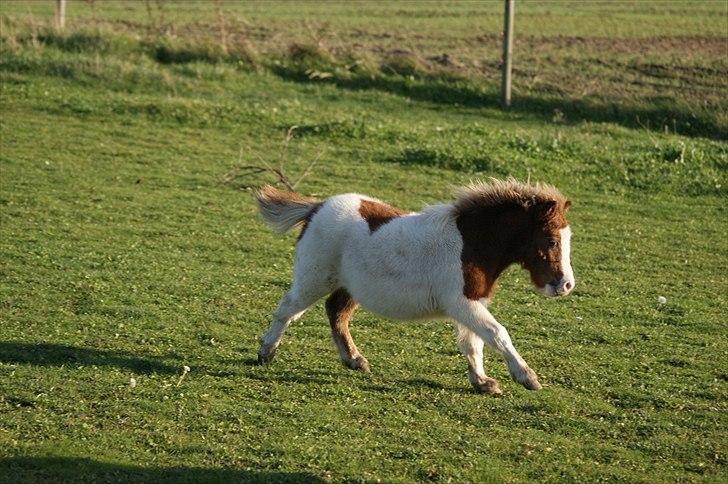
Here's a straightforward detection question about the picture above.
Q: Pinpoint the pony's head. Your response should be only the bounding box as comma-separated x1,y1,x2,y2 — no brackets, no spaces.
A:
454,179,576,300
522,199,575,297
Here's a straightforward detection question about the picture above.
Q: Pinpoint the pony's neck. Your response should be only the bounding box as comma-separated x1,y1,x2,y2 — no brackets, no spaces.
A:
455,204,532,300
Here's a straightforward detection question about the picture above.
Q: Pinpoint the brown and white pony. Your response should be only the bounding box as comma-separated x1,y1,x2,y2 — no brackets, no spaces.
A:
256,179,574,395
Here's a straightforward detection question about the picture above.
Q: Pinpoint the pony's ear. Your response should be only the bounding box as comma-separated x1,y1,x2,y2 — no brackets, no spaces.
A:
564,200,572,211
535,200,558,219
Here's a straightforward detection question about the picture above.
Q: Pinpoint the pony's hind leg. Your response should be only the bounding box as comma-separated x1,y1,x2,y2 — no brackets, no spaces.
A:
258,226,339,364
326,288,370,372
258,288,321,364
456,323,502,395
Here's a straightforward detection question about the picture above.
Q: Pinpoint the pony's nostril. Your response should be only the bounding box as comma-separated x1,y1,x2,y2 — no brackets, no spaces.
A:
564,281,573,291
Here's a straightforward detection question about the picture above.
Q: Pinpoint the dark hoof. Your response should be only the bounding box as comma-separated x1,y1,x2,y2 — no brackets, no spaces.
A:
514,366,542,391
257,349,276,365
471,376,503,396
343,355,370,372
523,379,543,391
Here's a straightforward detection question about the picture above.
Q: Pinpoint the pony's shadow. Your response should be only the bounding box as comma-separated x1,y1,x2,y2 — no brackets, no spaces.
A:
0,456,324,483
0,341,179,374
240,357,263,367
244,363,349,386
406,377,462,391
238,356,473,393
362,378,471,395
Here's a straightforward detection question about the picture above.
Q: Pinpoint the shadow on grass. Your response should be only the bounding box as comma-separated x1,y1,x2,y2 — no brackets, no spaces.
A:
405,377,461,391
271,65,725,141
0,456,324,483
0,341,178,374
241,357,263,366
246,361,473,393
245,368,344,386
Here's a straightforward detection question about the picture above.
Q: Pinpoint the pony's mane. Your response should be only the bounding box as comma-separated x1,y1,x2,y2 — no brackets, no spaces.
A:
454,178,566,213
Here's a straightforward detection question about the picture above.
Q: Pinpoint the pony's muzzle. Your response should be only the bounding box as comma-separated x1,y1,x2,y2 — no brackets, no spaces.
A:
550,278,574,296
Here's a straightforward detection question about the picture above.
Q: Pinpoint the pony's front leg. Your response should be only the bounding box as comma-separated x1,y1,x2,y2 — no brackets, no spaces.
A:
456,324,502,395
448,299,541,391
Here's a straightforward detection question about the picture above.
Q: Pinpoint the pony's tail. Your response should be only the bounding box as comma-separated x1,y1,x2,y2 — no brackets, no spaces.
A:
256,185,321,234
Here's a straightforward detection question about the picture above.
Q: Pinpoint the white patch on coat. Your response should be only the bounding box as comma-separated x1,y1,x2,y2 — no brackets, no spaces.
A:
298,196,462,320
560,226,575,293
538,225,575,297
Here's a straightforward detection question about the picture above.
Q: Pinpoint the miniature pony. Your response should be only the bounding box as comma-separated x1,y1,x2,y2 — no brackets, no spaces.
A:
256,179,574,395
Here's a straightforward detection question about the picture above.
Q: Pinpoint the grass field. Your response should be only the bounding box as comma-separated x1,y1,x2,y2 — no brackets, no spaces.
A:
1,1,727,482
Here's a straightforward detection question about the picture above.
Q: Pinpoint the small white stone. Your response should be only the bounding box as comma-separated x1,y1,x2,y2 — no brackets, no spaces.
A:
657,296,667,304
129,377,137,388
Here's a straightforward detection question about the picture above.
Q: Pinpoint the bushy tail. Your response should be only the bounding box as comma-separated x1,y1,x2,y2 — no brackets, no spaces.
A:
256,185,321,234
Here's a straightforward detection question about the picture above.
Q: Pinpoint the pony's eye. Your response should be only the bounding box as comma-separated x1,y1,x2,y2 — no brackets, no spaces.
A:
548,239,558,248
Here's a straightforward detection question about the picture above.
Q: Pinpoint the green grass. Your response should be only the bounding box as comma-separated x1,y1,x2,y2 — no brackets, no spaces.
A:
2,0,727,139
1,2,727,482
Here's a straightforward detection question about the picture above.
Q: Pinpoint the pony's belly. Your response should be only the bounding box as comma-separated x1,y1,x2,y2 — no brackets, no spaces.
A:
349,285,440,321
361,302,428,320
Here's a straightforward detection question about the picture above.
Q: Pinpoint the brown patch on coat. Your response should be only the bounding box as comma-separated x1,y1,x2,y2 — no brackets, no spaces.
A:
455,180,570,300
521,200,570,289
457,204,532,300
358,199,408,233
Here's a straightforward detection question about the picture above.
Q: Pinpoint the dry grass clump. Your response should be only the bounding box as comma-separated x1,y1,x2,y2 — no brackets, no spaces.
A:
287,42,335,66
380,51,427,77
0,16,137,56
152,36,257,66
228,40,259,67
339,50,379,76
